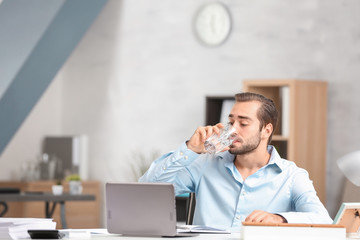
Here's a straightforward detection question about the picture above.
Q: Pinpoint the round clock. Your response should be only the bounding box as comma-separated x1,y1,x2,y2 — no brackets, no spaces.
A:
193,2,232,47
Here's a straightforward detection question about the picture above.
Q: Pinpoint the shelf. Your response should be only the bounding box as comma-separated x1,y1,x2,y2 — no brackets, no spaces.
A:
272,135,289,141
205,96,235,125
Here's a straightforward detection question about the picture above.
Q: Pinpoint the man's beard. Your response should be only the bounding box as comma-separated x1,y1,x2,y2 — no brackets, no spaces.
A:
229,131,262,155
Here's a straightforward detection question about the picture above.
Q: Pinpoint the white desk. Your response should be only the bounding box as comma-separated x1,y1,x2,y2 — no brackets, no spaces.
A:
90,233,240,240
89,233,359,240
65,228,355,240
64,229,239,240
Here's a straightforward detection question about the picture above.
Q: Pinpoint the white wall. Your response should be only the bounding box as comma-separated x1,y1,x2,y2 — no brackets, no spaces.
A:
1,0,360,221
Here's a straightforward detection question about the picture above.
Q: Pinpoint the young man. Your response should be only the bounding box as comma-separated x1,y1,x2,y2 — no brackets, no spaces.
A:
139,92,332,230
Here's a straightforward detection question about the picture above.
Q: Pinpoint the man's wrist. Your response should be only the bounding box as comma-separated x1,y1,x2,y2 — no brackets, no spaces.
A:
185,140,202,154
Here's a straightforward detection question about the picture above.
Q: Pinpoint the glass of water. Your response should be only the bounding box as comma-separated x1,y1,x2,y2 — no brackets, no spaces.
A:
204,123,236,154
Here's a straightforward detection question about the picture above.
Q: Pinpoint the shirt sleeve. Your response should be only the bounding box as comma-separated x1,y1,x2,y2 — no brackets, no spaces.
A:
278,169,333,224
138,142,200,195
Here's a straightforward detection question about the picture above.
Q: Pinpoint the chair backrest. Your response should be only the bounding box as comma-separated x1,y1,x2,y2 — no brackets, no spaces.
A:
186,192,196,225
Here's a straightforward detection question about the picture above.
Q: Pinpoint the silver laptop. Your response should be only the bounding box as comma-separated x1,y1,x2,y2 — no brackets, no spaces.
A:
105,182,197,237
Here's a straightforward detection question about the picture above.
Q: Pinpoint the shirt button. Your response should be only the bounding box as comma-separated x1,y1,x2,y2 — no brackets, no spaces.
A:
180,152,184,156
236,216,241,220
242,191,246,196
184,156,188,160
163,166,166,170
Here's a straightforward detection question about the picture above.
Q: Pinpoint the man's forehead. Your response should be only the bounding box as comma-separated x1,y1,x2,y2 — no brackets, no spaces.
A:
228,114,252,120
229,101,261,120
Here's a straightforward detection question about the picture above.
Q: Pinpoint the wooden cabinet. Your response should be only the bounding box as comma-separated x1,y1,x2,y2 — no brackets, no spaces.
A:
206,79,327,204
0,181,101,229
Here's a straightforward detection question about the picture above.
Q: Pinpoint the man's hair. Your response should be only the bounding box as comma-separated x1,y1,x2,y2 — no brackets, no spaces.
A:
234,92,278,144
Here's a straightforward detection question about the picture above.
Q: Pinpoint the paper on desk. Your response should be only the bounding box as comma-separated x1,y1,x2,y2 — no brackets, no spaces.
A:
177,225,230,234
59,229,91,239
59,229,109,238
0,218,56,239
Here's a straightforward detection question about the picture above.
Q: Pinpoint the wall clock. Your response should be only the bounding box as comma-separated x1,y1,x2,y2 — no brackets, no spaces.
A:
193,2,232,47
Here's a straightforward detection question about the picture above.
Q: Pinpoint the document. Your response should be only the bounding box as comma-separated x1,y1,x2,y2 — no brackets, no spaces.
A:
177,225,230,234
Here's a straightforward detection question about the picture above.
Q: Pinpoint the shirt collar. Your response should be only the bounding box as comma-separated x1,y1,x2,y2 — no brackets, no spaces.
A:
267,145,286,171
221,145,285,172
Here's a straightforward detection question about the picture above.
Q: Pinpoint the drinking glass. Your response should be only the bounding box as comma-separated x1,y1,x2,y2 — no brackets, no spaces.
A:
204,123,236,154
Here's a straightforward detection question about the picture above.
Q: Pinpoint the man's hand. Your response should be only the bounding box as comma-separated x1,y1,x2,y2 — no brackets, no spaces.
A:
244,210,287,224
186,123,227,154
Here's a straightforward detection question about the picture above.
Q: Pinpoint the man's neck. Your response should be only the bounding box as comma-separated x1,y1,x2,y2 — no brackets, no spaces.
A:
234,145,271,181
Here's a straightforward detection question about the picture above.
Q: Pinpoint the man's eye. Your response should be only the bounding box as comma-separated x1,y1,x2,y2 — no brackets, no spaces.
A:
240,123,248,127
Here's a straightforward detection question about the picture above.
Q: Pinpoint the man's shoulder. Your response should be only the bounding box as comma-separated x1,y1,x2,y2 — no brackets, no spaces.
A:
269,146,305,171
276,158,310,178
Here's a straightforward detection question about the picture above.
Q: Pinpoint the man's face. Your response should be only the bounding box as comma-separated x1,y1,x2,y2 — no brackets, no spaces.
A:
227,101,264,155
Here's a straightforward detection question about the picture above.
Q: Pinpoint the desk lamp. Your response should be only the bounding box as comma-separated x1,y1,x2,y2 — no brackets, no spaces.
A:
337,151,360,187
337,151,360,239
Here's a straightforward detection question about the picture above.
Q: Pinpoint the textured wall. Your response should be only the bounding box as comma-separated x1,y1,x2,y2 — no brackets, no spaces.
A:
1,0,360,220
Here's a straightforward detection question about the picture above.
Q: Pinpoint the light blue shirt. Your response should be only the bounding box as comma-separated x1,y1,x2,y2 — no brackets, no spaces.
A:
139,143,332,230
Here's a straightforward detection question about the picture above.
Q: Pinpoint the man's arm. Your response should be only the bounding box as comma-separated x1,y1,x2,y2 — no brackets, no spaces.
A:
277,169,333,224
139,124,225,194
139,142,198,184
243,169,332,224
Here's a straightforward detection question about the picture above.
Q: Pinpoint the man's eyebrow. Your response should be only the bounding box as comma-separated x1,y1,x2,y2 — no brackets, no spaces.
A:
228,114,252,120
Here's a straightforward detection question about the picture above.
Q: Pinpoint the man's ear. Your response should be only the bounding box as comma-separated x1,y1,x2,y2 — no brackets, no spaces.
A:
262,123,273,139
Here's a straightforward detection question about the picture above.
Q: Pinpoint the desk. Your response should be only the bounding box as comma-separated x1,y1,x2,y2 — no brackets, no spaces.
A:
0,193,95,229
68,230,240,240
0,181,101,228
91,233,240,240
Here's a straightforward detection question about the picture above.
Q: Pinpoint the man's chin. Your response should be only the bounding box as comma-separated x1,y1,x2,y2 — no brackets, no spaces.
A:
229,147,246,155
228,145,239,154
229,142,240,150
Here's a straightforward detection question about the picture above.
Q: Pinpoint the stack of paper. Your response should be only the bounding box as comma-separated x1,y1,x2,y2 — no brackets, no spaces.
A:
0,218,56,239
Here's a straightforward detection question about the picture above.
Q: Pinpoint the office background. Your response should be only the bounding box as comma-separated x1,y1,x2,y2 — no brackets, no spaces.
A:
0,0,359,220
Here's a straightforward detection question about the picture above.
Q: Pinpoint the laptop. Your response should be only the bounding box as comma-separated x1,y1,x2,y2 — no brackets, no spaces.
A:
105,182,197,237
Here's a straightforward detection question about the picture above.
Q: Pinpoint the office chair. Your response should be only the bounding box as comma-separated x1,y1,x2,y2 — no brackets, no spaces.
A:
185,192,196,225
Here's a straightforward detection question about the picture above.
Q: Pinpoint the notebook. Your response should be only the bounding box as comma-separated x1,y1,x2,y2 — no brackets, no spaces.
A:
105,182,198,237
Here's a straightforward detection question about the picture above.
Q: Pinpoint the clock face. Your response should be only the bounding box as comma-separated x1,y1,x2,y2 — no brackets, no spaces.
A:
193,3,232,47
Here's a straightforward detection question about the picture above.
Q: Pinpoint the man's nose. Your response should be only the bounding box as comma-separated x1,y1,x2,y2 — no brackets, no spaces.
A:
231,122,241,133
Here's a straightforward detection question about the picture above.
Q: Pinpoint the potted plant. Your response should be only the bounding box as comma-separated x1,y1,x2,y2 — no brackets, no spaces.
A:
66,174,82,195
52,179,63,195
